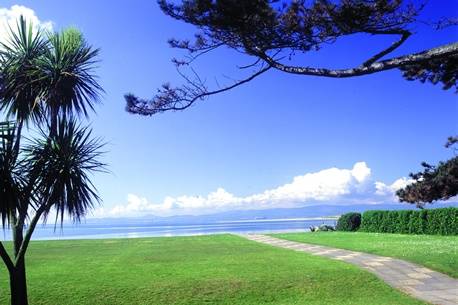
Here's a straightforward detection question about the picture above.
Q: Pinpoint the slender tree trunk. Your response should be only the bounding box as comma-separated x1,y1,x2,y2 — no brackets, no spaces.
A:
49,107,59,138
10,222,29,305
9,259,28,305
6,205,47,305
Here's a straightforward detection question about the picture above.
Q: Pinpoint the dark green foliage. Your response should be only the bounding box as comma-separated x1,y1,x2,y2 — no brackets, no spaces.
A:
396,138,458,208
336,212,361,231
0,122,23,227
395,210,414,233
23,119,105,224
427,208,458,235
401,55,458,92
360,208,458,235
397,157,458,207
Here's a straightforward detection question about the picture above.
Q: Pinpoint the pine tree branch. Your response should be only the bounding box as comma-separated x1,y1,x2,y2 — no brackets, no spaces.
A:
362,30,411,66
126,65,272,115
257,42,458,78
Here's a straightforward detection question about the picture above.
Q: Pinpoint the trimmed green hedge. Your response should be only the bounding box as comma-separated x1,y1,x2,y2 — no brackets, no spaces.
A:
360,207,458,235
336,212,361,231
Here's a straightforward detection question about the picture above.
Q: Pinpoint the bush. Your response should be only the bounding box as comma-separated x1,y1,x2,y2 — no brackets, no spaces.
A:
318,224,335,231
336,212,361,231
360,207,458,235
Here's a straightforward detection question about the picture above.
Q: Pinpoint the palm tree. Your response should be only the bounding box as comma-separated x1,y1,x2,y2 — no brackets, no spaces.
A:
0,17,103,131
0,17,105,305
40,27,102,133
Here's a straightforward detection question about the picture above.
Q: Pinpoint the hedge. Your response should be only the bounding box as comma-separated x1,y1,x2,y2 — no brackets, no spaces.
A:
336,212,361,231
360,207,458,235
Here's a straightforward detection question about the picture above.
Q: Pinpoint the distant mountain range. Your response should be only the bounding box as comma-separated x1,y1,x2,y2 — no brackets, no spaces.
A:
87,202,457,226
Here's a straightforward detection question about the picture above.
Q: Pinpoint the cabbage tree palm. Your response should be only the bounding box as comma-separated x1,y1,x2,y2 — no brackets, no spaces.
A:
0,17,104,305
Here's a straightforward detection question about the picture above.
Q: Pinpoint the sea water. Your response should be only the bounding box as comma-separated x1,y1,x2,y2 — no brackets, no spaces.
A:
0,218,336,241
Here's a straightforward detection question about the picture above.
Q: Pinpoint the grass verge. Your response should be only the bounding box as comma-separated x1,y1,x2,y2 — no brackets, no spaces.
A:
0,234,428,305
273,232,458,278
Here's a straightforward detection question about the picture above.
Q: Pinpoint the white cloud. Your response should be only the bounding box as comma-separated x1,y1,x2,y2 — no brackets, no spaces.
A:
0,5,53,43
244,162,372,204
93,162,417,218
375,177,414,197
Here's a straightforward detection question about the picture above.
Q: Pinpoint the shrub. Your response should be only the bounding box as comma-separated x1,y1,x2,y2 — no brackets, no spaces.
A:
336,212,361,231
318,224,335,231
360,207,458,235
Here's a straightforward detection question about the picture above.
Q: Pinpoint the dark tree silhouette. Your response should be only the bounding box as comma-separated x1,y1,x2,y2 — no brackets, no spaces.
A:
125,0,458,116
0,18,105,305
396,137,458,208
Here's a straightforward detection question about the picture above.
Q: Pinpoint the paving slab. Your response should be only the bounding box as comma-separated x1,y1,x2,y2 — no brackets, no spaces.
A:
240,234,458,305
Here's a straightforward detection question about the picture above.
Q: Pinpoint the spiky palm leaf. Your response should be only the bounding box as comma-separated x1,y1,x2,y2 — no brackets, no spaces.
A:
0,122,25,227
23,118,105,224
39,28,103,122
0,16,47,124
0,18,103,128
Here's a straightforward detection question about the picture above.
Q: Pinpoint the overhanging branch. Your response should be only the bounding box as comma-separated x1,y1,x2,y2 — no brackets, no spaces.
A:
259,42,458,78
126,64,272,115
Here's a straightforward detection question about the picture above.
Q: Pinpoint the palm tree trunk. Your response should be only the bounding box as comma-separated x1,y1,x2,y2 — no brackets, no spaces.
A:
10,222,29,305
49,107,59,138
9,258,28,305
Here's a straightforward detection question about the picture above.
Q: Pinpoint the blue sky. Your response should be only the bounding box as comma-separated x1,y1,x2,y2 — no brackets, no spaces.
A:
1,1,457,217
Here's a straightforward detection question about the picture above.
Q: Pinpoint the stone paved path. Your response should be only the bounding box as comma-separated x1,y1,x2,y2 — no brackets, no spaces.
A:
241,234,458,305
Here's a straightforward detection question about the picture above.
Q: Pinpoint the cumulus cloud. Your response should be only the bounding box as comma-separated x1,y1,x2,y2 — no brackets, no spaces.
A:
93,162,416,218
244,162,372,205
0,5,53,43
375,177,413,197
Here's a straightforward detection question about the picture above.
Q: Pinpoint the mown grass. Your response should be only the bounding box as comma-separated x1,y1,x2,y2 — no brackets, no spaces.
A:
0,234,427,305
273,232,458,278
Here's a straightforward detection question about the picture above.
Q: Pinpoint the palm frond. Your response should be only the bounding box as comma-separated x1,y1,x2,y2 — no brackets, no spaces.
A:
0,16,47,124
40,28,103,121
0,121,25,227
23,118,106,224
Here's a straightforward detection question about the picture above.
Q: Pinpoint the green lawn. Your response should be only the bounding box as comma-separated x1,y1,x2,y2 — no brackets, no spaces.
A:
273,232,458,278
0,235,427,305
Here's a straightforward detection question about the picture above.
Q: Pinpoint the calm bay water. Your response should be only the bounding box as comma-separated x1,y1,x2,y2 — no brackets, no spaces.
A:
1,218,336,241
